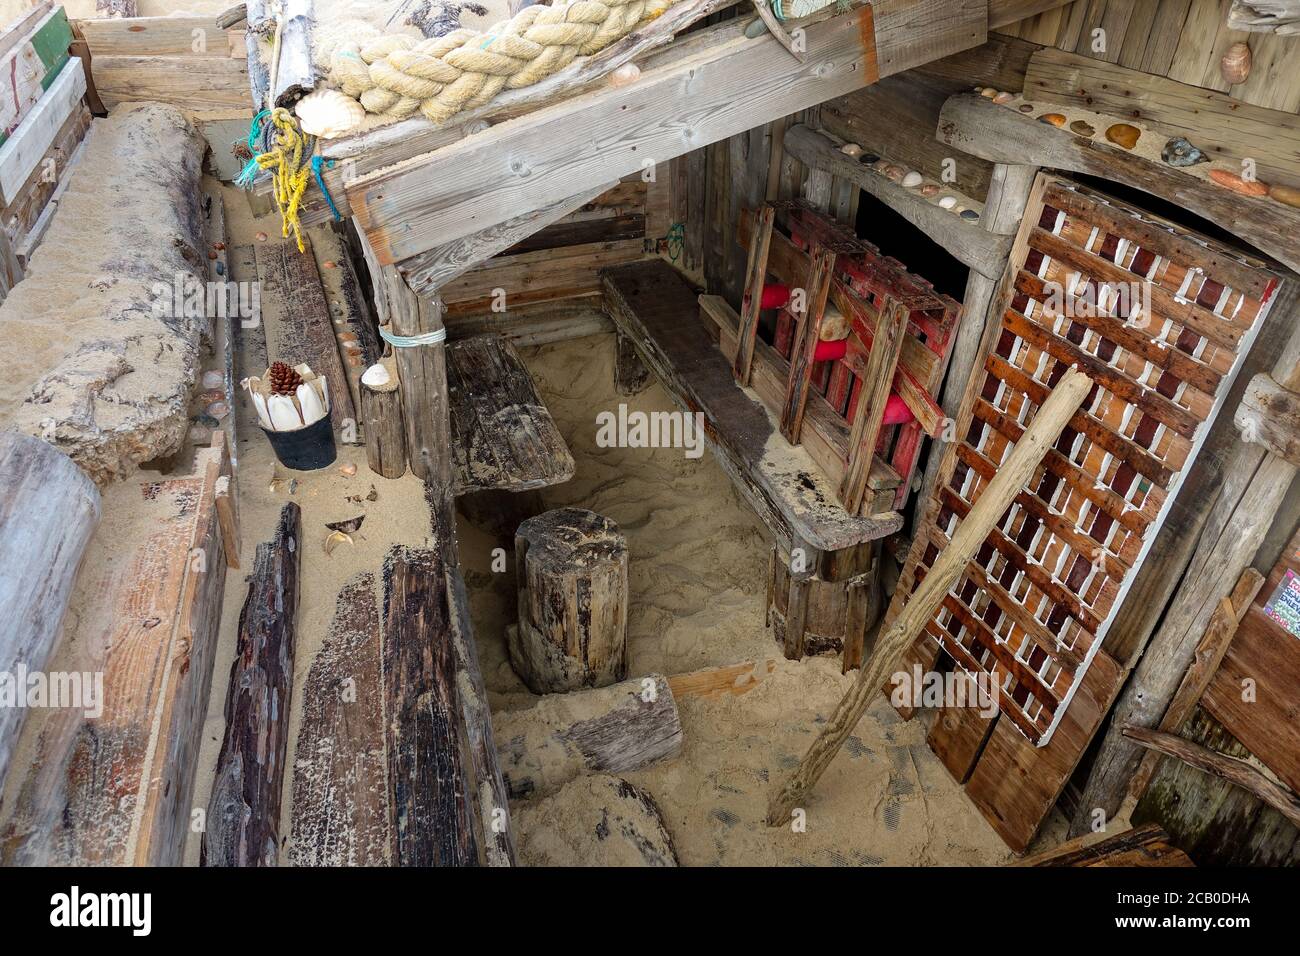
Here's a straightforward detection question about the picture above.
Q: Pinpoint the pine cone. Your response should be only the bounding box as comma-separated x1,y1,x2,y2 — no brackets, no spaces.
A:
269,362,303,396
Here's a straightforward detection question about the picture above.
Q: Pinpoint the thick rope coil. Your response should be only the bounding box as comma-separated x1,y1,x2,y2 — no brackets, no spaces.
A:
328,0,671,126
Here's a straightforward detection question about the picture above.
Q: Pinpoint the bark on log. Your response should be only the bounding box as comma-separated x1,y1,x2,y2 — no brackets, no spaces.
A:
615,331,651,396
383,544,483,866
360,372,407,479
202,502,301,866
511,508,628,694
494,673,682,799
767,366,1093,825
0,432,101,791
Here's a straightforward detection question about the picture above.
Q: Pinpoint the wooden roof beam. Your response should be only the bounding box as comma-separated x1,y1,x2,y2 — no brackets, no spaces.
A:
352,0,987,269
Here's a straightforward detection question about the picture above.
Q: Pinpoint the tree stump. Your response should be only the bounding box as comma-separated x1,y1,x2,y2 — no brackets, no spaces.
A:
511,508,628,694
360,369,407,479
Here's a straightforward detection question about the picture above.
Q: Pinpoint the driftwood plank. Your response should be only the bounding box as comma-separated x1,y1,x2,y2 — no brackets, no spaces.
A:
290,572,389,866
203,502,300,867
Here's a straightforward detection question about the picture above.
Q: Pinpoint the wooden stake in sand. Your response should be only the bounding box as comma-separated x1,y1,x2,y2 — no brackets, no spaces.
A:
766,365,1093,826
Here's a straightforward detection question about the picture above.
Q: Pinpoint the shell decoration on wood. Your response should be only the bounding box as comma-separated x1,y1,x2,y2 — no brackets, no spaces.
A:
1220,42,1253,84
295,88,366,139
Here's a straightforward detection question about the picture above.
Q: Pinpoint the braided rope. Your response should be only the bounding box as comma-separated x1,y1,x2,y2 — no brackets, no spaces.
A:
324,0,672,125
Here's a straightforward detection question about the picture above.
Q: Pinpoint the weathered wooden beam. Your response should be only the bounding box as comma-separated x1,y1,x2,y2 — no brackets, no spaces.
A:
839,298,908,514
1235,373,1300,466
398,181,616,295
351,1,987,265
202,502,300,867
0,433,100,791
767,366,1093,825
781,124,1012,279
1123,725,1300,830
988,0,1075,29
936,92,1300,275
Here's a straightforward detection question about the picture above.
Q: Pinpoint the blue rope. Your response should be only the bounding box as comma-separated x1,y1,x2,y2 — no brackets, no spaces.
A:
311,156,343,222
234,109,272,189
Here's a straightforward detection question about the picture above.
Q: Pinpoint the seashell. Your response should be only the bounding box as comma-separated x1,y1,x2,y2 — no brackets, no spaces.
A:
1220,42,1252,85
1038,113,1067,128
362,363,391,389
250,391,272,430
859,153,879,165
840,142,863,157
883,164,905,182
745,17,769,39
256,231,268,241
326,515,365,534
902,170,923,188
1105,123,1141,149
188,423,213,444
1208,168,1269,196
609,63,640,87
1269,183,1300,209
206,401,230,421
938,196,956,209
993,92,1014,105
267,394,301,431
1069,120,1095,137
295,88,366,139
980,87,998,98
297,382,327,426
1161,137,1208,167
202,369,224,390
323,530,353,556
1019,103,1034,113
920,183,941,197
339,463,358,477
960,208,980,221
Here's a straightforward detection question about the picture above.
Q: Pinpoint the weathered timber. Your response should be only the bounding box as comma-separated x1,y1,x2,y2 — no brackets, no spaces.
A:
512,508,628,694
1017,822,1193,867
494,674,682,799
446,334,574,495
767,366,1092,826
615,332,651,396
203,502,300,867
513,772,678,866
604,261,902,567
781,124,1011,279
839,298,907,514
350,2,987,265
0,433,101,791
383,545,482,866
1236,373,1300,466
936,93,1300,275
732,204,774,385
1124,725,1300,830
290,572,389,866
360,369,407,480
269,0,314,107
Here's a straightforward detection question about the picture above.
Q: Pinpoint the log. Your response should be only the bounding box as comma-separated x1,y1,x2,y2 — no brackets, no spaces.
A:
1123,725,1300,830
360,368,407,479
202,502,300,867
0,432,100,791
289,572,389,866
383,544,483,866
494,673,683,799
766,366,1093,825
511,508,629,694
1236,373,1300,467
1017,822,1192,867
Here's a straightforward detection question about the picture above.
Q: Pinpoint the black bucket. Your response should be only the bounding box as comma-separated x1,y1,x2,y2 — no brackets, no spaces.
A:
261,415,337,470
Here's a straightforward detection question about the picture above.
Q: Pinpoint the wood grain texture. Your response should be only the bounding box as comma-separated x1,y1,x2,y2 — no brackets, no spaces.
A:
202,502,300,867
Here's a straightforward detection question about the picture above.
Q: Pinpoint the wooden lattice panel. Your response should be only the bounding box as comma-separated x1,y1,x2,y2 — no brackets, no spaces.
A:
893,175,1282,746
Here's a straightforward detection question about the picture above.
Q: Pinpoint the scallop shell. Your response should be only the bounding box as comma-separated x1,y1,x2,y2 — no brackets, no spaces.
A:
295,88,366,139
1220,42,1251,85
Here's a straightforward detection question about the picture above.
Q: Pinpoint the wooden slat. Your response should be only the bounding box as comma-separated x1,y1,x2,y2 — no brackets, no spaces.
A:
92,54,250,110
0,59,85,207
74,15,241,56
733,204,774,385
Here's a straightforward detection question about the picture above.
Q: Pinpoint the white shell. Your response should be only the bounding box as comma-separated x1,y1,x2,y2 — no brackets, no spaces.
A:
902,170,923,188
361,363,391,388
938,195,957,209
840,143,863,157
295,88,366,139
297,383,326,426
268,394,302,431
251,390,272,429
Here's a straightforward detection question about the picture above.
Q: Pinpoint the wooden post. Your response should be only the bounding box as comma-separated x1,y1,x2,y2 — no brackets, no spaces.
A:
379,265,453,492
839,297,908,513
615,332,651,396
202,502,300,867
779,246,836,443
732,204,774,385
766,366,1093,825
360,368,407,479
511,508,629,694
0,433,101,791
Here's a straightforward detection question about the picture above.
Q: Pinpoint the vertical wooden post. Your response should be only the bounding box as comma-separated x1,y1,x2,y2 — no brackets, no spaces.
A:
779,246,836,442
733,205,775,385
839,298,908,514
380,265,453,494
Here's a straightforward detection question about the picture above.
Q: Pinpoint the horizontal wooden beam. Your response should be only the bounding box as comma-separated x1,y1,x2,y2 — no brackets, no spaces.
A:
351,1,986,266
782,124,1011,279
988,0,1075,29
936,92,1300,275
1235,373,1300,466
74,15,243,56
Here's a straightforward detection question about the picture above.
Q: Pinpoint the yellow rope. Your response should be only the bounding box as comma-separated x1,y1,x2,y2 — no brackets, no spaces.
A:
255,107,312,252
